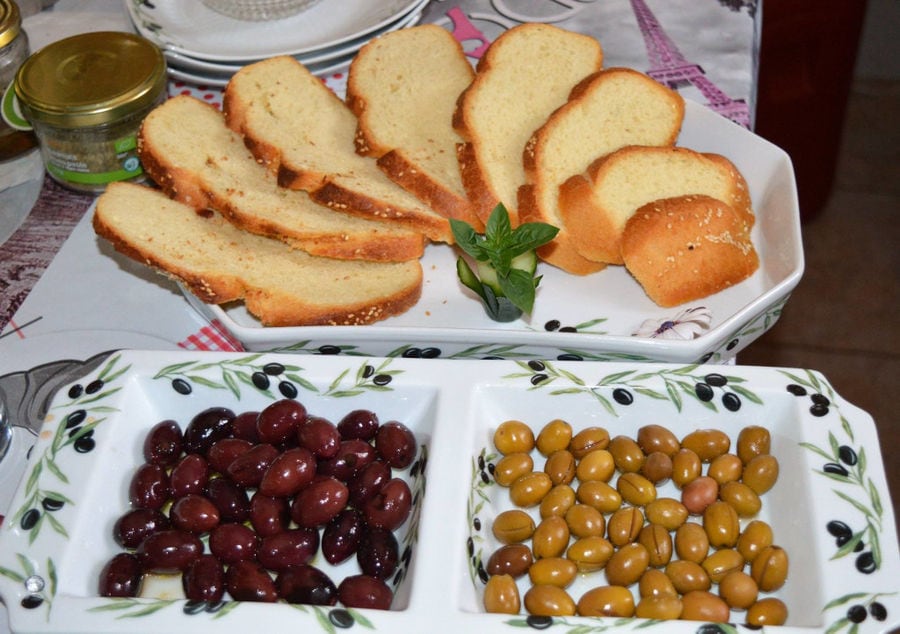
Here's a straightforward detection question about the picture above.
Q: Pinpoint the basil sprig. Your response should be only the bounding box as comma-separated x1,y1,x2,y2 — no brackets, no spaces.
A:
450,203,559,321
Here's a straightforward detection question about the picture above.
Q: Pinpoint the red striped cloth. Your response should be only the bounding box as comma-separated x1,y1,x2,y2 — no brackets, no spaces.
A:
178,320,244,352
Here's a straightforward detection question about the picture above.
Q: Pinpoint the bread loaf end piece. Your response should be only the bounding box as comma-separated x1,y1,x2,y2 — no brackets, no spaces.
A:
92,182,423,327
621,195,759,307
559,145,753,265
453,23,604,226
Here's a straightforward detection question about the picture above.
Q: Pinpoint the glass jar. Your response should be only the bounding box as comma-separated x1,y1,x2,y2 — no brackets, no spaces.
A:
0,0,36,161
13,31,167,192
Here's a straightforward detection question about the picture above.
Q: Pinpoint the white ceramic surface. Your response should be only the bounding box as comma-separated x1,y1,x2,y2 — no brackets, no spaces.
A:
0,351,896,633
187,99,803,364
125,0,430,61
163,6,424,75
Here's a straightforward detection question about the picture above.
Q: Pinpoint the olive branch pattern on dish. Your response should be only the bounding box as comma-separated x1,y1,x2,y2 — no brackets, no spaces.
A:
821,591,897,634
502,615,670,632
787,371,886,573
1,354,129,615
9,353,129,544
466,448,497,587
504,362,762,416
153,355,402,399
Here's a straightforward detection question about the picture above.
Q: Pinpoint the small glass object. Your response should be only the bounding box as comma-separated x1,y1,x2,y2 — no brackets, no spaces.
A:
201,0,322,21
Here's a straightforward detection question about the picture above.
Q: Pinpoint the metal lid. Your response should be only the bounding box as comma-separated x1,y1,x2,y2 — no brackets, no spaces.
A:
0,0,21,49
14,31,166,128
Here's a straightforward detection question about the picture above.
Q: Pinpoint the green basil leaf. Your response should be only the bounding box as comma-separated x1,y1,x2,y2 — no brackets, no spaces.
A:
508,222,560,255
498,267,538,315
449,219,484,259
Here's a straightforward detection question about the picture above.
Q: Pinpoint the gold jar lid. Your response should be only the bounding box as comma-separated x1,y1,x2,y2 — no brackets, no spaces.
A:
0,0,22,49
15,31,166,128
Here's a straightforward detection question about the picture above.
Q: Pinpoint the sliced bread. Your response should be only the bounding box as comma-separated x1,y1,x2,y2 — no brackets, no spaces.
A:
558,145,754,265
621,195,759,307
222,55,454,243
138,95,426,262
92,182,423,327
519,67,685,274
347,25,481,229
452,23,604,226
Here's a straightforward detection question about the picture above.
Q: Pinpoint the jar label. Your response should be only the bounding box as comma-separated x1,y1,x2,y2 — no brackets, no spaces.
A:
43,134,143,186
2,82,32,131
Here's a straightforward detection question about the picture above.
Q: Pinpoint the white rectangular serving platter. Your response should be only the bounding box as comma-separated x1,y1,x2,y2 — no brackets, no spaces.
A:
188,100,804,364
1,351,897,633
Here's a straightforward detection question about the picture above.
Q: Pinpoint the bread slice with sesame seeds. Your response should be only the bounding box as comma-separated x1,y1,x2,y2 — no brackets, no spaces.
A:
138,95,426,263
223,55,454,244
347,25,481,230
452,23,604,227
519,67,685,275
621,194,759,307
558,145,754,265
92,182,423,327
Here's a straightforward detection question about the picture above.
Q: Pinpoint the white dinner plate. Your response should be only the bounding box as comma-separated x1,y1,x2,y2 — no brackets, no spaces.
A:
125,0,429,62
0,350,896,633
162,7,424,76
167,50,357,87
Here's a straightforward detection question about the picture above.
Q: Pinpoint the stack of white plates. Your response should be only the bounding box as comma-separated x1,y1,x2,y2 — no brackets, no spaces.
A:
124,0,431,87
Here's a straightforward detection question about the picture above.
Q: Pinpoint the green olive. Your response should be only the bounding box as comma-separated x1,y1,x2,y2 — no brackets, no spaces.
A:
539,484,576,519
681,429,731,463
510,471,553,507
536,419,573,457
576,585,635,617
746,597,788,625
491,509,535,544
665,559,711,594
707,453,743,485
703,500,740,548
680,590,730,622
493,452,534,487
523,584,576,616
605,542,650,587
674,522,709,563
671,448,702,489
532,516,570,559
644,497,689,531
737,519,774,563
635,594,683,620
575,448,616,482
493,420,535,455
720,480,762,517
607,506,644,547
638,568,678,598
483,573,520,614
737,425,771,464
636,424,681,457
719,570,759,610
701,548,744,583
486,543,534,578
638,523,673,568
742,454,780,495
568,426,610,459
617,472,657,506
543,449,576,486
750,545,789,591
576,480,622,514
609,435,645,473
564,503,606,539
566,536,614,572
528,557,577,588
640,451,673,484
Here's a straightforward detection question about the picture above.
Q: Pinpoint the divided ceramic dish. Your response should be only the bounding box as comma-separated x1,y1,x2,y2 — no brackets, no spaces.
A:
185,100,804,364
0,351,896,633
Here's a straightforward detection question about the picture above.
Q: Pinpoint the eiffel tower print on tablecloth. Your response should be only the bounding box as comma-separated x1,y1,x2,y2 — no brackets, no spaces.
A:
630,0,751,128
